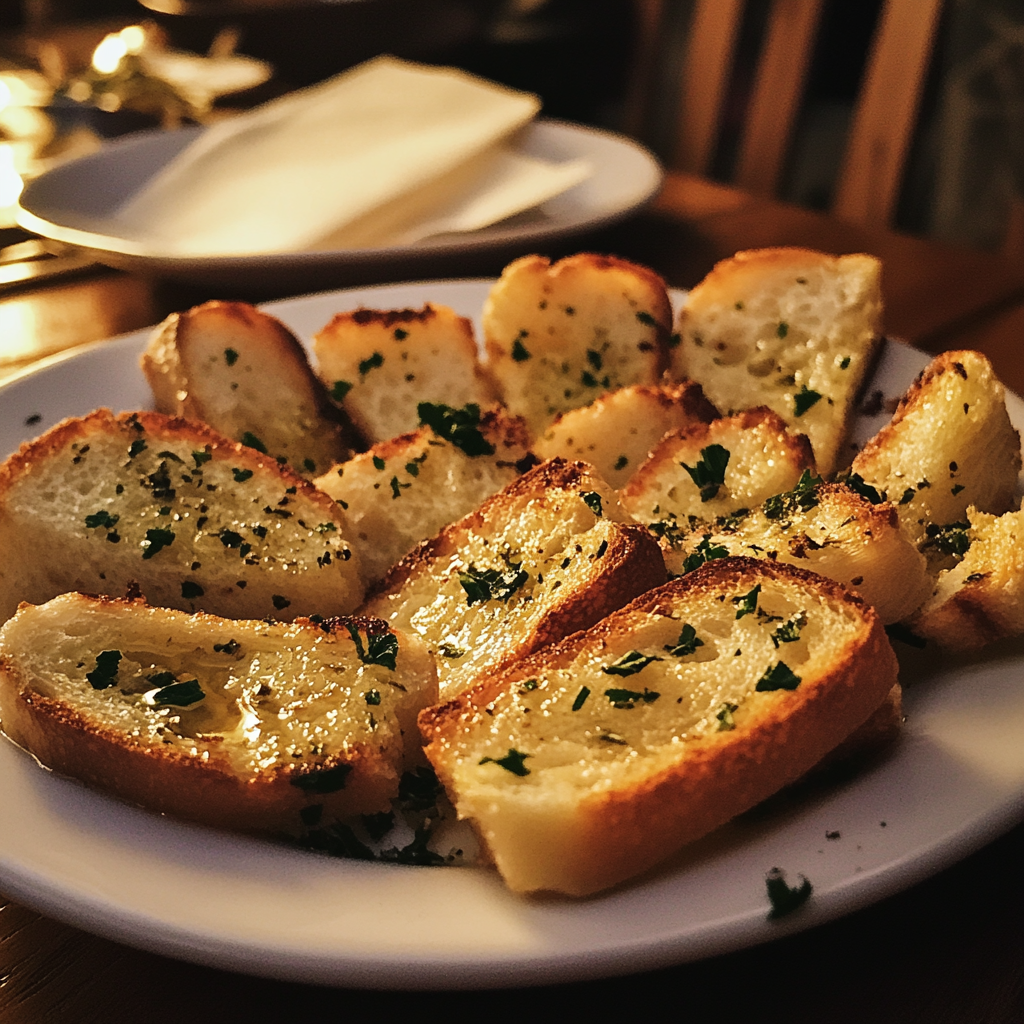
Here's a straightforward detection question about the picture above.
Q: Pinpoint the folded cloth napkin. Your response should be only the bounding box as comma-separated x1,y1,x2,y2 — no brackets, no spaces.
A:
112,55,592,257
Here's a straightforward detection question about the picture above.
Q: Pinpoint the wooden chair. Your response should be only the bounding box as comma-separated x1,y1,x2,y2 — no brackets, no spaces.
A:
626,0,943,232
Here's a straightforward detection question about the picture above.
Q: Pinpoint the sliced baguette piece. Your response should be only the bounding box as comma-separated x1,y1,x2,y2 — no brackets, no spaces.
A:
420,556,898,896
910,504,1024,649
0,410,364,623
533,381,718,489
313,304,497,445
620,407,815,530
671,248,882,475
0,593,437,834
668,481,932,623
482,253,672,436
142,300,353,478
850,350,1020,559
315,406,534,585
361,458,667,701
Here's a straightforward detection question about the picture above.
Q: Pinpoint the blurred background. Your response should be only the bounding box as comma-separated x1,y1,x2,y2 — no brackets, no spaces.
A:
0,0,1022,251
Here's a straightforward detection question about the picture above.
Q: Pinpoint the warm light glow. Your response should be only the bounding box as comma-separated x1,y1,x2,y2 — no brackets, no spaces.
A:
0,145,23,207
92,33,128,75
0,80,10,113
120,25,146,54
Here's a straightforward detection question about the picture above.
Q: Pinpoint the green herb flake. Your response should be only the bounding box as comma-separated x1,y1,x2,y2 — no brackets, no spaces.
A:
86,649,121,690
303,459,316,473
393,327,408,341
479,748,531,776
899,488,915,505
665,623,703,657
586,349,603,370
272,594,291,610
604,686,661,708
181,580,204,599
224,347,239,366
716,701,739,731
84,510,119,529
951,483,965,495
840,356,851,370
733,584,761,619
776,321,789,339
418,402,496,457
522,679,538,690
127,439,147,459
511,338,531,362
766,868,813,919
459,562,528,605
763,470,823,520
390,476,409,499
756,661,802,691
405,461,420,477
192,450,212,467
291,764,353,794
837,471,885,505
438,641,466,659
682,534,730,574
240,432,268,454
141,527,174,559
359,352,384,375
771,612,806,648
372,455,386,471
151,678,205,707
923,521,970,558
682,443,730,502
793,385,822,417
364,689,382,706
229,467,253,484
213,639,240,655
571,686,591,711
602,650,661,677
346,622,399,671
331,380,353,402
581,491,604,516
614,455,628,471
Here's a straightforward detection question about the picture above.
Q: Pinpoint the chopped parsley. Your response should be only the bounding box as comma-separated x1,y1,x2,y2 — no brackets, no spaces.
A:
315,522,337,533
479,748,531,776
232,468,253,483
614,455,629,471
291,765,353,794
181,580,204,599
511,338,531,362
84,510,119,529
586,349,603,370
331,380,353,402
636,310,657,326
766,868,813,919
681,443,730,502
716,701,738,731
240,432,268,454
141,527,174,559
398,766,442,810
364,689,382,706
127,439,147,459
665,623,703,657
682,534,730,574
838,471,885,505
604,686,661,708
359,352,384,375
86,649,121,689
602,650,661,677
150,678,205,707
192,450,211,467
418,402,496,457
571,686,591,711
756,661,802,691
213,639,241,655
763,470,822,520
581,491,604,516
272,594,291,610
346,622,399,671
438,641,466,659
732,584,761,618
390,476,409,499
771,612,806,648
776,321,789,339
372,455,386,470
923,521,970,557
793,385,822,417
224,347,239,366
459,562,528,605
840,356,851,369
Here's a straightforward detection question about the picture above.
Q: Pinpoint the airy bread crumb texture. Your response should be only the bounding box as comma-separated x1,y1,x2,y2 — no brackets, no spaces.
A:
313,304,497,445
0,409,364,623
421,557,897,895
0,594,437,833
671,248,882,476
482,253,673,436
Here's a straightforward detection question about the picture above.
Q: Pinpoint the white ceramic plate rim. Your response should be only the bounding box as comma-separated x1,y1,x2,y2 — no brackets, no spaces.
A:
1,279,1023,990
15,119,662,270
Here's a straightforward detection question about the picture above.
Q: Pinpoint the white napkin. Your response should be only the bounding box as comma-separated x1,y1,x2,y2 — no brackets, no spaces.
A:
112,56,592,256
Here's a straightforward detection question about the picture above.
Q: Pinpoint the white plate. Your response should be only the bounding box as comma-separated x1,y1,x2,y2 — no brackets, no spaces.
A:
15,120,662,291
2,280,1024,990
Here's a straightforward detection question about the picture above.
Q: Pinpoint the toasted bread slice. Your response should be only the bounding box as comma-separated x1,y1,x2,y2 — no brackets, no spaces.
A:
533,381,718,489
0,410,364,623
315,406,533,584
910,504,1024,649
850,350,1020,561
142,300,353,477
0,593,437,833
361,458,667,701
620,407,815,530
482,253,672,435
313,304,497,445
671,248,882,475
420,557,897,895
668,481,931,624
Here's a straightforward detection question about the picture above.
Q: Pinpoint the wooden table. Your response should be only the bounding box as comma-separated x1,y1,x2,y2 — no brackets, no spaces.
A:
3,172,1024,1023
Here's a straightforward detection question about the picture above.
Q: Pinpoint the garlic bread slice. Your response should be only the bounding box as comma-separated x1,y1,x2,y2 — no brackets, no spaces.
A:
671,248,882,475
420,557,897,895
0,594,436,834
142,300,352,478
482,253,672,436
